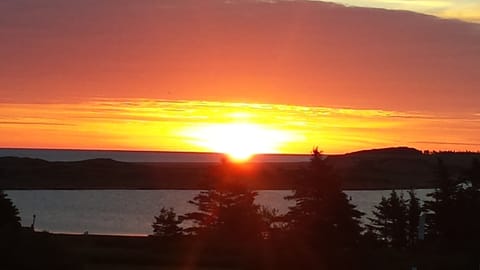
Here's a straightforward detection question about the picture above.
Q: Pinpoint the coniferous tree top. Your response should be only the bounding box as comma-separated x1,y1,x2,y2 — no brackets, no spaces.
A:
285,148,363,249
0,190,21,231
424,158,464,245
152,207,182,237
181,159,263,240
368,190,421,249
465,158,480,188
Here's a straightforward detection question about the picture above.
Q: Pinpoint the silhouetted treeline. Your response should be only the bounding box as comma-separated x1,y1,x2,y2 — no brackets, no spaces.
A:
365,158,479,253
3,147,480,190
424,159,480,252
0,191,81,269
2,152,480,269
150,152,480,269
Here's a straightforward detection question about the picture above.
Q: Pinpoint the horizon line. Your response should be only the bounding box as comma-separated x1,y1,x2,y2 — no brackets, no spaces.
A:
2,146,479,156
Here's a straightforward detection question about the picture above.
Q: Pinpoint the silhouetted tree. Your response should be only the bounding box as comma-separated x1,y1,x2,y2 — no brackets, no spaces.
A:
454,158,480,251
367,196,389,241
0,190,21,268
152,207,182,237
183,186,263,240
464,158,480,189
424,159,459,243
258,206,286,239
406,189,421,248
423,158,480,265
0,190,21,232
285,148,363,250
368,190,408,248
182,159,264,241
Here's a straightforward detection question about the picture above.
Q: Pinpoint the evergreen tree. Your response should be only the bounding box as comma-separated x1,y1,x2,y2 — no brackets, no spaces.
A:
258,206,286,239
424,158,480,254
0,190,21,232
368,196,390,241
406,189,421,248
455,158,480,250
181,159,264,241
182,187,262,238
368,190,408,248
152,207,182,237
465,158,480,189
424,159,459,242
285,148,363,249
388,191,408,248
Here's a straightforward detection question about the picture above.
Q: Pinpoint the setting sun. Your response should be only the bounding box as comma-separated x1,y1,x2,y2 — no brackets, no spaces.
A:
181,123,295,162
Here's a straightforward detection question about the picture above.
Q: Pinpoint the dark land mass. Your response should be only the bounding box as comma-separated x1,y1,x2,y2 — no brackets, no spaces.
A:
1,147,479,190
3,229,475,270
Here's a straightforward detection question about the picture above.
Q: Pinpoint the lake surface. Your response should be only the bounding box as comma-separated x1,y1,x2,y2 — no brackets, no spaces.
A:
0,148,310,163
6,189,433,236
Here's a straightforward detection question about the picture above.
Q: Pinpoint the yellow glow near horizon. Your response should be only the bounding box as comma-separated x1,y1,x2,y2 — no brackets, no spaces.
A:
180,123,296,162
331,0,480,23
0,99,479,154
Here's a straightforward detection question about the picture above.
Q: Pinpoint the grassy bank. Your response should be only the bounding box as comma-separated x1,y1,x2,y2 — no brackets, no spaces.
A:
2,230,477,270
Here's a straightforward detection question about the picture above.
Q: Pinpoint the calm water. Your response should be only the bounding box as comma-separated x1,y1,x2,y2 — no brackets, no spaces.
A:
0,148,309,162
6,189,433,236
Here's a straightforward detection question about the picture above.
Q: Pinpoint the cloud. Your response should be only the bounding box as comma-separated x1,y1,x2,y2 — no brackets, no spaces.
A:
0,0,479,113
0,121,71,126
438,3,480,23
332,0,480,23
410,141,480,146
1,99,479,153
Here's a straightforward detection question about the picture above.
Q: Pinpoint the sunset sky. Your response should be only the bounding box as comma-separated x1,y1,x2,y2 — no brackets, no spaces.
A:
1,0,479,155
334,0,480,23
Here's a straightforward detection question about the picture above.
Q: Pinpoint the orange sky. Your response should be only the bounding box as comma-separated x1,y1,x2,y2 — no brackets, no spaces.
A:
0,1,479,154
1,99,479,154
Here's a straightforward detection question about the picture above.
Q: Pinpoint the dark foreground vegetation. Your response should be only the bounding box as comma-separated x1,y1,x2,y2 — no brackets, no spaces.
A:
1,149,479,269
1,147,479,190
2,230,478,270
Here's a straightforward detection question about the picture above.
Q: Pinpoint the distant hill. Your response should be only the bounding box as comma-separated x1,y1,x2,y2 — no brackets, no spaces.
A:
328,147,431,189
1,148,479,190
345,147,423,157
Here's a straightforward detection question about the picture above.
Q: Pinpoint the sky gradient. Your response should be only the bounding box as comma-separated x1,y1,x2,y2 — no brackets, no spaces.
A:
2,99,479,154
332,0,480,23
1,0,479,154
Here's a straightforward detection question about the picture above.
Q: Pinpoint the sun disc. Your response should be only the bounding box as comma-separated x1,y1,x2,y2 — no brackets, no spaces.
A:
181,123,293,162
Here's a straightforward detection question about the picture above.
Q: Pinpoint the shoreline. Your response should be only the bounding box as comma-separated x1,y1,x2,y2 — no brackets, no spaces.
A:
4,186,436,191
3,148,479,190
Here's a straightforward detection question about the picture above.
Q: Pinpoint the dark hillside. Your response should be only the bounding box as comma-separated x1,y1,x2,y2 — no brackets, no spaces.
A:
1,148,479,190
330,148,433,189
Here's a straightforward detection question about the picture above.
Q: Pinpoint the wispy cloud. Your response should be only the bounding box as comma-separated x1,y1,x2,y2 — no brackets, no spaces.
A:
411,141,480,146
332,0,480,22
0,121,71,126
1,0,479,113
1,99,478,153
